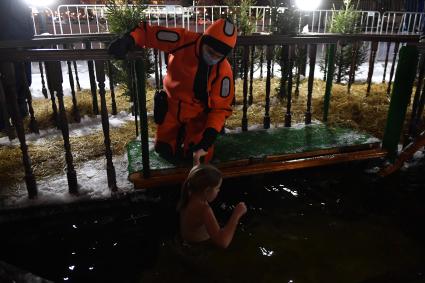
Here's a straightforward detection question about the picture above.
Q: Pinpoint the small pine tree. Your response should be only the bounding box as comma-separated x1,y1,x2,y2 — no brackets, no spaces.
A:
325,0,368,83
270,2,299,36
225,0,257,79
225,0,256,36
106,0,154,95
269,2,301,99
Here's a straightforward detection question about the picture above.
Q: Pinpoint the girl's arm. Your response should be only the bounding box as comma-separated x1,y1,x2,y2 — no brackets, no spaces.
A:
203,202,247,249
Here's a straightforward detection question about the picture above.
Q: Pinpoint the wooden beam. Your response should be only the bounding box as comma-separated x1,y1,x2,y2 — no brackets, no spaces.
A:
379,131,425,177
129,147,386,189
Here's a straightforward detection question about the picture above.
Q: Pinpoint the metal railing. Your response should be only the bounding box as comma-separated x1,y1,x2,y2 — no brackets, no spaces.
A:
28,5,425,36
380,11,425,34
30,6,58,35
301,10,381,33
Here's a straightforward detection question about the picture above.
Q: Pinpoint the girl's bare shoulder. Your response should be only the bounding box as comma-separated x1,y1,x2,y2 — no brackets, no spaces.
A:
183,200,210,215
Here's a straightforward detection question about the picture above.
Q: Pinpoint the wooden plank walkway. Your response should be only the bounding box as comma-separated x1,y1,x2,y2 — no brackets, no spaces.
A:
128,124,386,189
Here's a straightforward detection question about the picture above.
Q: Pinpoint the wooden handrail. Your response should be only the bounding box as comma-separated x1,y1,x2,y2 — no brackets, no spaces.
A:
0,33,420,50
379,130,425,177
0,34,115,49
0,33,422,63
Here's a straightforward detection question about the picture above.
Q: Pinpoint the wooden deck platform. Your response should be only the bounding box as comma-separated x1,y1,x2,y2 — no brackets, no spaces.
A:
128,124,386,189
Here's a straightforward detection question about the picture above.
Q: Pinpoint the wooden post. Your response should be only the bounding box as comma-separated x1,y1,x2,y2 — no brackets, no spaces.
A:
382,46,418,162
85,42,99,115
232,47,238,106
323,44,336,122
347,42,359,94
45,61,78,195
72,61,81,91
408,52,425,139
259,45,264,79
285,45,294,128
107,61,118,115
300,44,307,77
134,55,150,178
305,44,317,125
279,45,289,99
45,62,60,128
264,45,272,129
336,43,344,83
382,42,391,83
0,62,37,198
0,79,15,140
130,61,139,137
387,42,400,96
323,45,328,82
19,62,39,134
366,41,379,95
95,60,118,191
412,87,425,136
242,45,249,132
158,51,163,89
38,62,48,98
295,65,301,97
248,45,255,106
154,49,160,90
66,60,81,123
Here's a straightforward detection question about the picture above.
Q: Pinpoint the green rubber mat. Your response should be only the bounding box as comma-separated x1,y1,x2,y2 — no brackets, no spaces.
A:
127,123,380,175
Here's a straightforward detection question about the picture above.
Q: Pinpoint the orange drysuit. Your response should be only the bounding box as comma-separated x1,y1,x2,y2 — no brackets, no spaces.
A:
130,19,237,162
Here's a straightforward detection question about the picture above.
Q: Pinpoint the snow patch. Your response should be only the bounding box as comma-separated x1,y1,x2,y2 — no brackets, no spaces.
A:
0,111,133,146
2,154,134,207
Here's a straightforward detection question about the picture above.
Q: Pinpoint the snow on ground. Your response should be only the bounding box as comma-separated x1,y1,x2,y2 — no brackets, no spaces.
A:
2,153,134,208
1,110,137,207
29,56,392,100
0,111,134,147
30,60,110,99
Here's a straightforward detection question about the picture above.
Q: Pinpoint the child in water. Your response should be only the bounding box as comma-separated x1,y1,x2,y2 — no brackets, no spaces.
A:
177,164,247,249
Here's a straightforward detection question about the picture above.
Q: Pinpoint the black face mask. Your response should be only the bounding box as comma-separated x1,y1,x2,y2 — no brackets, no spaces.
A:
192,38,212,106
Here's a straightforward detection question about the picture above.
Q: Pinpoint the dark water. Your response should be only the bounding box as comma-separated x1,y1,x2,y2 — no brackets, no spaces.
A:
1,158,425,283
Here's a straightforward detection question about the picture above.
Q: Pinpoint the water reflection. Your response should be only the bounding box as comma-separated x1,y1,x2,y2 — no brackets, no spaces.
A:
1,160,424,283
259,247,275,257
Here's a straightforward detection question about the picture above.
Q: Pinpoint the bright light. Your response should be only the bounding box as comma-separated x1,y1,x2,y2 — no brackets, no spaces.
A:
25,0,56,7
295,0,322,11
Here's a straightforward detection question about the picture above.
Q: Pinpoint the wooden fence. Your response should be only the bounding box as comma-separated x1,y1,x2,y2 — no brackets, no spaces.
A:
0,33,424,199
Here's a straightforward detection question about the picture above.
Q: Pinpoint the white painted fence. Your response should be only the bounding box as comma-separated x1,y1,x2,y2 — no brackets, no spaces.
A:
29,5,425,36
380,11,425,34
301,10,381,33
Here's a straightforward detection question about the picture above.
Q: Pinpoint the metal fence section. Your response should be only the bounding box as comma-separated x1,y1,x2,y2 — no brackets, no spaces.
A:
57,5,109,35
30,4,274,35
29,5,425,36
185,5,274,33
55,4,189,35
300,10,381,33
30,6,58,35
380,11,425,34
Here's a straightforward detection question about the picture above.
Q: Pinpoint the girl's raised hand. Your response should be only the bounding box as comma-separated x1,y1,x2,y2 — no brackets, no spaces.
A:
234,202,247,216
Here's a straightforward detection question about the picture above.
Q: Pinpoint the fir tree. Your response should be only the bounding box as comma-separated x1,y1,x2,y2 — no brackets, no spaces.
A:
325,0,368,83
269,1,301,99
225,0,257,79
106,0,154,96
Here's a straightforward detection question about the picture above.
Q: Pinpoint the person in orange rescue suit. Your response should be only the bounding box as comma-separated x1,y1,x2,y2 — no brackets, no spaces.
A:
108,18,237,166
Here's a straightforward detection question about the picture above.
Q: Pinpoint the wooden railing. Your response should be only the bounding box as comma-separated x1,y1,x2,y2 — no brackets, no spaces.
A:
0,33,424,200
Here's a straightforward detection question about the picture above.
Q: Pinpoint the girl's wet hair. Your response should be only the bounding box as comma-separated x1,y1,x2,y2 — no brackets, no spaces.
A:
177,164,222,211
